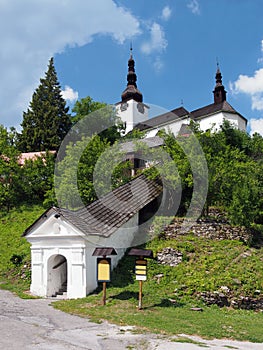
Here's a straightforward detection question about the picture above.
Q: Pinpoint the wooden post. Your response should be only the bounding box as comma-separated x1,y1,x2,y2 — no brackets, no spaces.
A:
138,280,143,310
102,282,107,306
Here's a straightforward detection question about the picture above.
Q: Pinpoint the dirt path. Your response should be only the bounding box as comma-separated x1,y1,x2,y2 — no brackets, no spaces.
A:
0,288,262,349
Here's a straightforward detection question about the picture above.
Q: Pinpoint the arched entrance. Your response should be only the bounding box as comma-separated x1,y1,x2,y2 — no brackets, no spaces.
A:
47,254,67,297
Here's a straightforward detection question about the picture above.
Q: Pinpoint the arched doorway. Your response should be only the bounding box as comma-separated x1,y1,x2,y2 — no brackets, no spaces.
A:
47,254,67,297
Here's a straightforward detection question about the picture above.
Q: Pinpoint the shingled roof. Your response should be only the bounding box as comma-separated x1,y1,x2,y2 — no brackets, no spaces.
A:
23,174,163,238
135,107,189,131
191,101,247,122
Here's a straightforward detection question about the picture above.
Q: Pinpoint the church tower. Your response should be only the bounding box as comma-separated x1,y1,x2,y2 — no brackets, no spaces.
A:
116,48,149,134
213,64,227,104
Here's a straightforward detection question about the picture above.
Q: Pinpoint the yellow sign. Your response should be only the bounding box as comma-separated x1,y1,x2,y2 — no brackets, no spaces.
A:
97,258,111,282
135,259,147,280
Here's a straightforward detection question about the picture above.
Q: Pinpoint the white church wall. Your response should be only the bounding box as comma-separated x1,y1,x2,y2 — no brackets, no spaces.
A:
145,118,190,138
221,112,247,131
197,112,225,131
197,112,247,132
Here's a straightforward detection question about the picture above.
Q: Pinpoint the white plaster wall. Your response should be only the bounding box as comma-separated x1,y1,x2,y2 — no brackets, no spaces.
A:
221,112,247,131
197,112,247,132
197,112,225,132
27,215,87,299
116,100,149,134
145,118,190,138
30,241,87,299
83,213,139,295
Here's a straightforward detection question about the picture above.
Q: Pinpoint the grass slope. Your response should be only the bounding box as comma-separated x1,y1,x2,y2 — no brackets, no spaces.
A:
0,204,44,297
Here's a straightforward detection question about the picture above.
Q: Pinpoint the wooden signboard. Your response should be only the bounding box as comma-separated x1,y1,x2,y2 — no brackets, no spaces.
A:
97,258,111,282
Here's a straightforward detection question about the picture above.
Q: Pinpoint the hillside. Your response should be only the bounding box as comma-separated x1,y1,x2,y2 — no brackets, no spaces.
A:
0,204,44,296
1,205,263,340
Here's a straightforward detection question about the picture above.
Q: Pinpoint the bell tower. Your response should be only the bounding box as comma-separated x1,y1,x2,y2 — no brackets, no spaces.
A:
213,63,227,104
116,48,149,134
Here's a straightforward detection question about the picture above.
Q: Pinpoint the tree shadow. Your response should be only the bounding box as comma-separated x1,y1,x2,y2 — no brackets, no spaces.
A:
110,290,138,301
144,298,186,309
110,255,136,288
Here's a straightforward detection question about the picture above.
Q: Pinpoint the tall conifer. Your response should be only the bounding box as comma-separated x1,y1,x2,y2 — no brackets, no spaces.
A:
18,58,72,151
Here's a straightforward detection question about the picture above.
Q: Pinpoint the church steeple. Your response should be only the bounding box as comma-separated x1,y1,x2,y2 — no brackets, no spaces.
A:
121,48,143,103
213,63,227,104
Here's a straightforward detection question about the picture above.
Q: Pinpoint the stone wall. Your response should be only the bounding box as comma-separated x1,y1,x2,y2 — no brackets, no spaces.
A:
155,208,253,244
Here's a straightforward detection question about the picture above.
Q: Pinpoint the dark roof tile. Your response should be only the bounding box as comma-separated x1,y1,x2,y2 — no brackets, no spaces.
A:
191,101,247,122
135,107,189,131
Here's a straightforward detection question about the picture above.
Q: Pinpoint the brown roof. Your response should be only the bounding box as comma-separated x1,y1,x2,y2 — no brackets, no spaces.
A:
135,107,189,131
23,174,163,238
190,101,247,122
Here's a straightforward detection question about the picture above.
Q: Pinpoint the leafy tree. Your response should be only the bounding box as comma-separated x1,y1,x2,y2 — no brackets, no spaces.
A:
71,97,125,144
0,125,22,211
18,57,72,152
54,134,132,209
22,152,55,204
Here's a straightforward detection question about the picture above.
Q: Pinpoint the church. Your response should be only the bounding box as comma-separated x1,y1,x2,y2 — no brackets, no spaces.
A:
23,51,248,299
116,49,247,137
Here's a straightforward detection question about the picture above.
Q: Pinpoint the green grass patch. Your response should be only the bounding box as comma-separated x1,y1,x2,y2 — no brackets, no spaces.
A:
0,204,44,296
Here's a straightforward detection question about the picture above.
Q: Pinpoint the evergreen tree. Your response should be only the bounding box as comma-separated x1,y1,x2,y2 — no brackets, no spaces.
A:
18,57,72,152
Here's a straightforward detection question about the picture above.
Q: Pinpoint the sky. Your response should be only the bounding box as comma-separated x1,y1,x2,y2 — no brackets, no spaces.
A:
1,0,263,135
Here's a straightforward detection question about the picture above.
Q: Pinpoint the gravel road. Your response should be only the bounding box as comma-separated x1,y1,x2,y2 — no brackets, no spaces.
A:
0,288,262,349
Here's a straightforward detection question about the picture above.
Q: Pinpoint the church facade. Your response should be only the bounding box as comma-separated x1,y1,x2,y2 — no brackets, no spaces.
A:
116,50,247,137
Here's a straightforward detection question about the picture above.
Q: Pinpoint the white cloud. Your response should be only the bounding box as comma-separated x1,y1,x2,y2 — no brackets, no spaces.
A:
0,0,141,127
230,68,263,111
161,6,172,21
231,69,263,95
61,86,78,103
187,0,200,15
141,22,168,55
249,118,263,136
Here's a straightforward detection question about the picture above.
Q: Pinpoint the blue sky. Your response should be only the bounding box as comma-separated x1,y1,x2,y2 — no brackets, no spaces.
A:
1,0,263,135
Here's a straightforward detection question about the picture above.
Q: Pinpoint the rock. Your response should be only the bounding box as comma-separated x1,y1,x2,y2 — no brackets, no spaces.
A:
220,286,230,293
190,307,203,312
154,273,164,284
157,247,183,267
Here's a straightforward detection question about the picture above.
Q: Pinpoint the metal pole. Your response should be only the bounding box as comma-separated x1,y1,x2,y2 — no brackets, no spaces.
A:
138,280,143,310
102,282,106,305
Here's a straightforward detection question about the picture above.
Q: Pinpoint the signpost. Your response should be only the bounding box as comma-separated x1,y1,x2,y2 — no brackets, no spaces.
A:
92,247,117,306
128,248,153,310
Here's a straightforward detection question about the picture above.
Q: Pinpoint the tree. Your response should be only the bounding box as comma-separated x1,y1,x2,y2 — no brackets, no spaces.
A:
22,152,55,204
18,57,72,152
0,125,22,211
71,96,125,144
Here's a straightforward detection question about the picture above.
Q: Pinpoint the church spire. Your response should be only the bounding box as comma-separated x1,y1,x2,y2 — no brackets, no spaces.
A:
121,47,143,103
213,63,227,104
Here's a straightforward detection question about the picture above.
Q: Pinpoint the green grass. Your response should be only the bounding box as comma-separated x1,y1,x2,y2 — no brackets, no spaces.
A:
0,204,44,297
1,205,263,341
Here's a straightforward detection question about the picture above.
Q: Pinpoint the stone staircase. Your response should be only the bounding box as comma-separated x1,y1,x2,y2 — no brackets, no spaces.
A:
51,281,67,298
